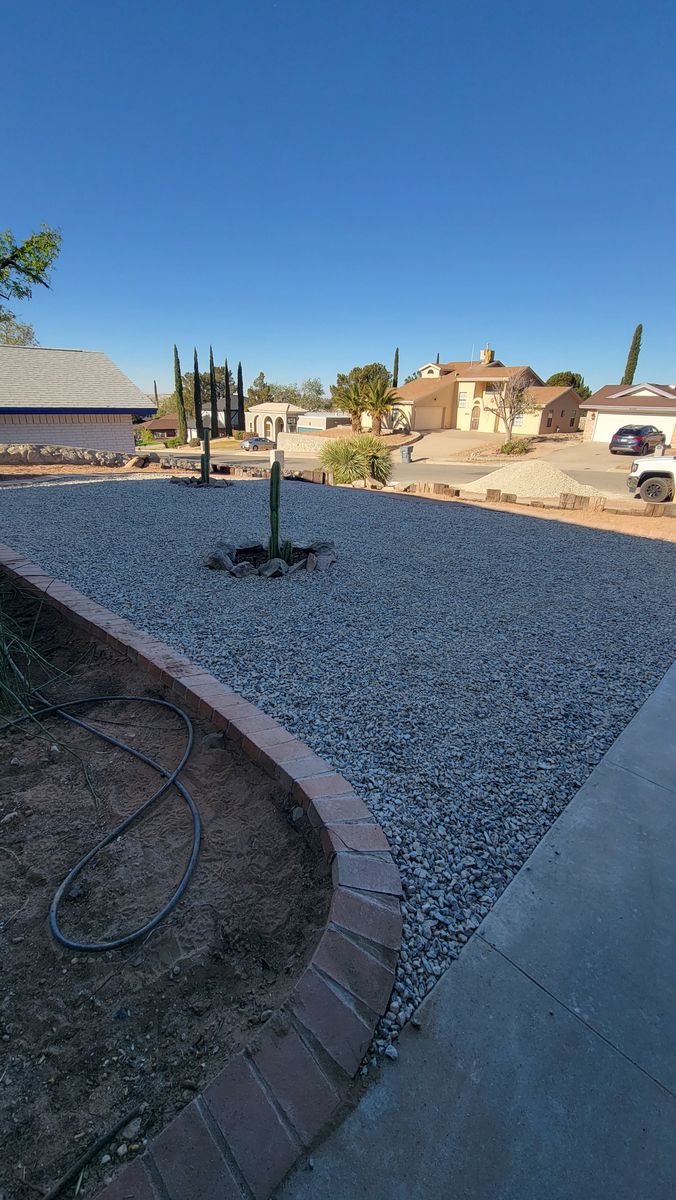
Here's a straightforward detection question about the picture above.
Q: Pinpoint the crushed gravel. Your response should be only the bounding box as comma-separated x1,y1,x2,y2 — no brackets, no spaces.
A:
464,459,603,498
2,477,676,1068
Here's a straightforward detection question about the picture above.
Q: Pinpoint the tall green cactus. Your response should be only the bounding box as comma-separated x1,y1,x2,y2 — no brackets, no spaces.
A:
269,460,281,558
268,461,292,562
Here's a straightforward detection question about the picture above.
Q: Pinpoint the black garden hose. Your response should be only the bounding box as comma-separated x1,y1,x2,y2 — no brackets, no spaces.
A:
0,694,201,952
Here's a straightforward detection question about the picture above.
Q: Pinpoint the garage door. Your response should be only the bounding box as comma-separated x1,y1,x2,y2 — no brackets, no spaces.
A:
413,407,444,431
591,411,676,444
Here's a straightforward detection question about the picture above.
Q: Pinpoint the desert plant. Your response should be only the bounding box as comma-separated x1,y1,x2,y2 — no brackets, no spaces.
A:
499,437,532,456
342,381,365,433
135,426,154,445
164,436,182,448
364,378,400,437
188,436,201,447
268,461,292,561
320,434,392,485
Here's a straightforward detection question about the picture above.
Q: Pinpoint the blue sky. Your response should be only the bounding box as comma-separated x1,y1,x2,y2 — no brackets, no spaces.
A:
4,0,675,394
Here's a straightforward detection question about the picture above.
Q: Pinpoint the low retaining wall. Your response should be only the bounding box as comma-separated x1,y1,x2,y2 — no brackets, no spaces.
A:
0,545,401,1200
276,432,330,455
399,481,676,519
0,442,136,468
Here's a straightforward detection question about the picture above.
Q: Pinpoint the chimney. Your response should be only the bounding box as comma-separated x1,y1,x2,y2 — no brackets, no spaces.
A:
480,344,495,365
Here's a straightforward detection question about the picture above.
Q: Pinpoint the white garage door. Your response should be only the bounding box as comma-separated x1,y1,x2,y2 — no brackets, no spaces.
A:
591,411,676,445
413,407,444,431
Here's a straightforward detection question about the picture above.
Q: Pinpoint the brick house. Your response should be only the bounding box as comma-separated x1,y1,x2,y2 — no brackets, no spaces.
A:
0,346,154,452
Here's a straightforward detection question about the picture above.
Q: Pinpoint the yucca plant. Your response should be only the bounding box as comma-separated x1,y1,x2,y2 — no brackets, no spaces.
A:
320,434,392,485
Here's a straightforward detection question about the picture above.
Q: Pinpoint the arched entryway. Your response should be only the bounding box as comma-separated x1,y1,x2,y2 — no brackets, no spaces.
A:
264,417,273,439
275,417,284,439
470,404,481,431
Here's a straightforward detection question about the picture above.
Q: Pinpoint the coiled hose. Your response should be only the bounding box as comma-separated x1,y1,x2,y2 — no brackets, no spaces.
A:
0,693,201,952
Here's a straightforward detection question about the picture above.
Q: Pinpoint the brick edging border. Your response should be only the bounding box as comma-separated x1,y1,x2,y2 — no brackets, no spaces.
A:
0,544,402,1200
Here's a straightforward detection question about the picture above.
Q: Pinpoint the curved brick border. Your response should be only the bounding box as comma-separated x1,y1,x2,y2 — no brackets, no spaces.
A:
0,545,401,1200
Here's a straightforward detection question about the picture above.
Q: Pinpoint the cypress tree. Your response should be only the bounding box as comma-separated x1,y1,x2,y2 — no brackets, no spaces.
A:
435,352,440,364
236,361,245,432
392,347,399,388
173,345,187,444
621,323,643,386
153,379,159,409
209,345,218,438
224,358,233,437
193,348,204,439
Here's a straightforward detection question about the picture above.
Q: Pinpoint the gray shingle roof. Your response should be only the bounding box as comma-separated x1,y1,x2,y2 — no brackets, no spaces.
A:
0,346,154,414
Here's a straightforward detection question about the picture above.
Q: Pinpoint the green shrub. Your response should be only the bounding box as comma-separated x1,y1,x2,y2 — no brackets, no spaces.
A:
500,437,531,456
321,434,392,485
164,436,182,448
134,426,154,445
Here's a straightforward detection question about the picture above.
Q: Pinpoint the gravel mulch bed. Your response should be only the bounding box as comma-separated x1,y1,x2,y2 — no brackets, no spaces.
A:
2,477,676,1070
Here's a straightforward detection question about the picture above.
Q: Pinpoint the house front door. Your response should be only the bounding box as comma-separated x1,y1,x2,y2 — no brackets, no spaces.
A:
470,404,480,431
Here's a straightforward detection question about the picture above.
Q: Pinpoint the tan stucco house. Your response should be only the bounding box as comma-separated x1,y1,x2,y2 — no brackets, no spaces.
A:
245,401,306,440
392,348,582,436
0,345,154,452
581,384,676,447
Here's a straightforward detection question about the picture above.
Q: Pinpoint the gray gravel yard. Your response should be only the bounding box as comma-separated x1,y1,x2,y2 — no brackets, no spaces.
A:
2,477,676,1065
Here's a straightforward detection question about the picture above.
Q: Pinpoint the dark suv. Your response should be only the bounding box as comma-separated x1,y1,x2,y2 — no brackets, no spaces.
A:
609,425,666,455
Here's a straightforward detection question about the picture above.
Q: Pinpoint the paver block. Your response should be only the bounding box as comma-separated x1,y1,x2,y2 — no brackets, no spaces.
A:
253,1023,340,1145
95,1159,158,1200
289,967,374,1076
332,852,402,896
313,927,395,1014
151,1101,242,1200
330,887,403,951
321,823,390,855
306,794,373,829
204,1055,297,1198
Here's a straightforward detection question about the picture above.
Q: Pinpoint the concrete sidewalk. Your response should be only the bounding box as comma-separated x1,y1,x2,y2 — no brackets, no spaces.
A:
277,663,676,1199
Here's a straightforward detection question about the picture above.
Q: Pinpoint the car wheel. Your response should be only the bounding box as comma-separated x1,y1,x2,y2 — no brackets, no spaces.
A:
609,449,616,454
639,477,672,503
642,443,651,455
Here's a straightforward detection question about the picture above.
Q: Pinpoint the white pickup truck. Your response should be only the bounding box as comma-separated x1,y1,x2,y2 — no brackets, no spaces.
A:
627,455,676,503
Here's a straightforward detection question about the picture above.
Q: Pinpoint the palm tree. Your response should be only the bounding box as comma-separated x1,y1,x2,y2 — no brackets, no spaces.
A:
342,380,365,433
364,378,399,437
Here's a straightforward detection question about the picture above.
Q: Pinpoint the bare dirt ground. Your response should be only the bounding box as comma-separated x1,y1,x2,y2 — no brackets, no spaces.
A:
0,462,167,484
0,585,329,1199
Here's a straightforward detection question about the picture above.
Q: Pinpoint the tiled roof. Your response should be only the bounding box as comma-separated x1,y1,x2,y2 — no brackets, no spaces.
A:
0,346,153,413
582,383,676,410
394,375,458,401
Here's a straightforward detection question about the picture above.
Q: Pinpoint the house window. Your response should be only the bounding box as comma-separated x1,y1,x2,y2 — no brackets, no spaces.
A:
546,412,553,428
561,409,565,417
458,390,468,409
569,415,576,427
513,413,524,427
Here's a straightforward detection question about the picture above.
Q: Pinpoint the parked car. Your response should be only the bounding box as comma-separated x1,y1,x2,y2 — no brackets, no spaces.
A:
627,455,676,503
609,425,666,455
241,436,275,452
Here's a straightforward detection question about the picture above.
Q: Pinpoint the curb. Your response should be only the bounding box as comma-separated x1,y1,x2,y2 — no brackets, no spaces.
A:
0,544,402,1200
